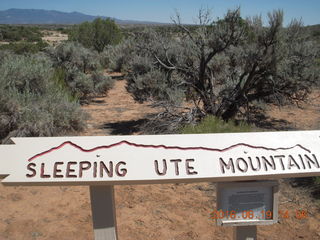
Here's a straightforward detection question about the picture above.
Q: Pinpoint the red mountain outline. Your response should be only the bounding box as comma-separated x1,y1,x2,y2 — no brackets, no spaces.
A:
27,140,311,162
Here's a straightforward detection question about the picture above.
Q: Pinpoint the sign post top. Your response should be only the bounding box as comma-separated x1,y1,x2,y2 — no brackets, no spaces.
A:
0,130,320,186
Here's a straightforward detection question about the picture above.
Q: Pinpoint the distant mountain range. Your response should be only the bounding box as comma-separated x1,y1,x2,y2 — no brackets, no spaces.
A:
0,8,163,25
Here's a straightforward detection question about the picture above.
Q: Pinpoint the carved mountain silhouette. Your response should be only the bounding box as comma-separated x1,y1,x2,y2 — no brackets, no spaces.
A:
0,8,163,25
27,140,311,162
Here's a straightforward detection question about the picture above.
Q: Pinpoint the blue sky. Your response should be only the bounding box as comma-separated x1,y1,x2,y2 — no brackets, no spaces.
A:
0,0,319,26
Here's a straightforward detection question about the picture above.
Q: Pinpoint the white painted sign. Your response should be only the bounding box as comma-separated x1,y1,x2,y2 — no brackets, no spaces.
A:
0,131,320,185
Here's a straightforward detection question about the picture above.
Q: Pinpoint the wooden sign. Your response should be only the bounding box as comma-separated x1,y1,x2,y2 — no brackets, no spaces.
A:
1,130,320,185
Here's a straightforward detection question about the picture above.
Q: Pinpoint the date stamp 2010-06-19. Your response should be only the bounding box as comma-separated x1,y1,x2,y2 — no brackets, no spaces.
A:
210,209,308,220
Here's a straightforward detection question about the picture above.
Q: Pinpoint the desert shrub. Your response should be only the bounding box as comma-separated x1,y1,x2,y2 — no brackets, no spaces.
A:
0,91,20,141
68,71,95,98
51,67,73,98
0,89,84,143
0,26,46,54
0,40,49,54
91,72,115,94
100,38,135,72
69,18,123,52
0,53,53,94
126,9,319,134
0,25,43,42
0,50,13,64
139,107,201,135
47,41,100,73
128,67,185,105
181,116,251,134
0,53,86,143
47,42,114,100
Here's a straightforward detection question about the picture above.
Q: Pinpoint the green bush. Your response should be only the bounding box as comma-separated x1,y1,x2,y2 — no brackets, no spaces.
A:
0,53,53,94
181,116,252,134
92,72,115,94
0,40,48,54
100,38,135,72
47,42,114,100
126,9,319,125
69,71,95,98
51,67,74,99
0,50,15,64
48,41,100,73
0,52,86,143
69,18,122,52
0,25,43,42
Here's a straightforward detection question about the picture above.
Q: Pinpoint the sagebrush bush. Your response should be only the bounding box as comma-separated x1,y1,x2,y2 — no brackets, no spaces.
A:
0,52,86,144
68,72,95,98
101,38,135,72
0,91,19,141
0,50,12,65
47,42,114,100
1,90,84,142
48,41,101,73
125,9,319,126
91,72,115,94
128,68,185,105
0,53,53,94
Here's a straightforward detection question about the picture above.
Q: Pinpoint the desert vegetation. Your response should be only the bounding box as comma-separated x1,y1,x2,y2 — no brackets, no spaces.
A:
1,9,319,133
1,8,319,179
181,116,251,134
69,18,122,52
0,52,85,143
0,44,115,143
0,7,320,240
0,23,116,142
0,25,43,42
47,42,114,100
0,25,49,54
122,9,319,133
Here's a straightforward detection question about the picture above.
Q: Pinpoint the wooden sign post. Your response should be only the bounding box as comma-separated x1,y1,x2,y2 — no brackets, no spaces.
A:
1,130,320,239
90,185,118,240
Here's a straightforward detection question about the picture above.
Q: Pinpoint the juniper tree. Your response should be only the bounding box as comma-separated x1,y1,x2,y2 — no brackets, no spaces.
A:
69,18,123,52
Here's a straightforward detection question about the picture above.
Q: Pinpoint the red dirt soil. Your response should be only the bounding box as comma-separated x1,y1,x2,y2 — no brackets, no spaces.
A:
0,80,319,240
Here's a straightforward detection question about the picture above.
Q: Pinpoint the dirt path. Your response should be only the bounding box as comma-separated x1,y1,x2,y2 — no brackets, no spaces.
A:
249,90,320,131
81,79,157,136
0,80,319,239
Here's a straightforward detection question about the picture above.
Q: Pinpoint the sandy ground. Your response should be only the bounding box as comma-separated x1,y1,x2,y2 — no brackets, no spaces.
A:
0,79,319,239
41,30,68,45
265,91,320,131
